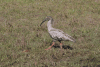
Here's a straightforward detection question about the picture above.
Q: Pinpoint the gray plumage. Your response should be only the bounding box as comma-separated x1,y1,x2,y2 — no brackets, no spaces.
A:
40,16,75,50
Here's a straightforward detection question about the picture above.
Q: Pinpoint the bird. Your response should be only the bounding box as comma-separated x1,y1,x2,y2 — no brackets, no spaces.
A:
40,16,75,50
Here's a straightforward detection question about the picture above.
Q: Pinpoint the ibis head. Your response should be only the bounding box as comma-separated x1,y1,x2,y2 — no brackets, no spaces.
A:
40,16,53,26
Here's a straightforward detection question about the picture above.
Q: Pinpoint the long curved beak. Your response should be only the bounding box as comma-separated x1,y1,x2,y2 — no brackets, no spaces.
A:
40,18,47,26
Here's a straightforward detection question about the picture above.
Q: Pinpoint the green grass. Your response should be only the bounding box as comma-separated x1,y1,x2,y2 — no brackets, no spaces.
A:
0,0,100,67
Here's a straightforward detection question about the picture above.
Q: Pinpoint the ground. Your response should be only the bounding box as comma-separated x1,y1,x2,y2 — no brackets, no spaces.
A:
0,0,100,67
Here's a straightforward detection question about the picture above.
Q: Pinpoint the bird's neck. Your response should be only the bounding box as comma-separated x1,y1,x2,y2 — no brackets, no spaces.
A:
47,20,53,31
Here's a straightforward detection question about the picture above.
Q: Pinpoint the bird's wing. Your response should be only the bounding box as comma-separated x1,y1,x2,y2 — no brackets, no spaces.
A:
49,28,63,39
49,28,75,42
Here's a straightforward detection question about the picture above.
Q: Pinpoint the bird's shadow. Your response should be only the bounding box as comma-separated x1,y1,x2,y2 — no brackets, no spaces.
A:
52,43,73,50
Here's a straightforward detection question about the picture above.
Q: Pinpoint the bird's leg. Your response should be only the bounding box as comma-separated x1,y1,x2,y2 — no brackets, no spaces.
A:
60,43,62,49
59,41,62,49
45,42,55,50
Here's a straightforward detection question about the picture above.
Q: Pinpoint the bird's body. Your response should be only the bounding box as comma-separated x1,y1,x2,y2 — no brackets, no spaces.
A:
40,16,75,50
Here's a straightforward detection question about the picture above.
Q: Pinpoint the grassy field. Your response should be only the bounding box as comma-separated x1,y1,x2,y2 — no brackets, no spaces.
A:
0,0,100,67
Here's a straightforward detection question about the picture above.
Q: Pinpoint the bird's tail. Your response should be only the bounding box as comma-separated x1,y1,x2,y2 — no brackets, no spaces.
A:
66,34,76,42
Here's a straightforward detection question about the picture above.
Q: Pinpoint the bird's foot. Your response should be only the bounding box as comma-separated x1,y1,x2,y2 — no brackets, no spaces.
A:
23,50,30,52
